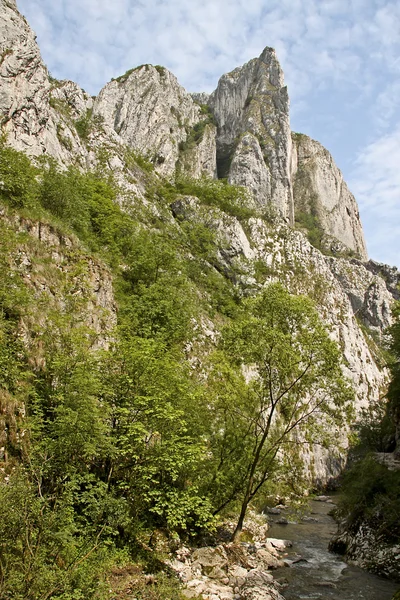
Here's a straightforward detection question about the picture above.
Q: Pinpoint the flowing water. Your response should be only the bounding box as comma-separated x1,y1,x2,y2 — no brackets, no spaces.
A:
267,498,399,600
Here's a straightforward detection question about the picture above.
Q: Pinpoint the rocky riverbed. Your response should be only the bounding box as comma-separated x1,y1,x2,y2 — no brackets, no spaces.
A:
268,497,399,600
166,501,399,600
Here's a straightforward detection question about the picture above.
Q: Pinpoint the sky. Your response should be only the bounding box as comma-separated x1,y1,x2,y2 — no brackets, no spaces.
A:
17,0,400,268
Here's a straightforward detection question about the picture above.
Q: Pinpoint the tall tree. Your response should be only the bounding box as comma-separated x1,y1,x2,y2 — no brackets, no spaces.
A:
209,283,353,540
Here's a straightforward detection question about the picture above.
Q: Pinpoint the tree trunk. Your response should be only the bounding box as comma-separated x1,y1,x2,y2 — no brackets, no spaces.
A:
231,494,250,541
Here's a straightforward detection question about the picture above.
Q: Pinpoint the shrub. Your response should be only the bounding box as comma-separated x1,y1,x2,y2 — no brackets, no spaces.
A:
337,456,400,543
0,138,39,209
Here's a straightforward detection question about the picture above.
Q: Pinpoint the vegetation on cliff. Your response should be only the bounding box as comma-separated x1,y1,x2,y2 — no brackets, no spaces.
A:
0,139,354,598
336,302,400,558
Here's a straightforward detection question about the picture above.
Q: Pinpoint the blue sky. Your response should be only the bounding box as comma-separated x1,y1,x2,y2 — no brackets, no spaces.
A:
17,0,400,267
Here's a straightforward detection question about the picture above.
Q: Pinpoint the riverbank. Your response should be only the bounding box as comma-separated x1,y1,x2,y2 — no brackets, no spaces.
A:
267,497,399,600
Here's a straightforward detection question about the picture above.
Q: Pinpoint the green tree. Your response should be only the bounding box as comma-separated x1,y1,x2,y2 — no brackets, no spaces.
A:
102,335,213,533
0,137,39,209
210,283,353,540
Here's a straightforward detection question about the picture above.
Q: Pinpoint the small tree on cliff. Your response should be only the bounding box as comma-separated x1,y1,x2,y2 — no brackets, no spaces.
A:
208,283,353,541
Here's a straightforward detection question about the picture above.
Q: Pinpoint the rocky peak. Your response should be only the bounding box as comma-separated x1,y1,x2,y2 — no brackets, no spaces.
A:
0,0,90,165
0,0,51,152
291,133,368,260
208,47,293,222
0,1,378,262
94,64,216,177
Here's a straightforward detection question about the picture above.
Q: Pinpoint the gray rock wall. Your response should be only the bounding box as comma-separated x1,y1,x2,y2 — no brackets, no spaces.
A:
208,48,293,222
291,133,368,260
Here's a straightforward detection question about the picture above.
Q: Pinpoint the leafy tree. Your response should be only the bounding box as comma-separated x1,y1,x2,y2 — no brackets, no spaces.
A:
0,138,39,209
102,335,213,533
209,283,353,539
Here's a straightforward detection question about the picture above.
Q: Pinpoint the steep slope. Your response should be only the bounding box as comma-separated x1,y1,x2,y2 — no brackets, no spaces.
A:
208,48,293,222
0,0,90,163
291,133,368,260
94,65,217,178
2,3,400,594
0,0,370,261
1,0,398,478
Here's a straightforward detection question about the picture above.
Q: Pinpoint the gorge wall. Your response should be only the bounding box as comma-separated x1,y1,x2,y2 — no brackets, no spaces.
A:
1,0,399,484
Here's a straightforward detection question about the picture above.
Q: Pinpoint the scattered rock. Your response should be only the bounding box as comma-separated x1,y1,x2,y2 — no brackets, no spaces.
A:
267,538,293,550
292,557,308,564
266,507,281,515
240,569,286,600
191,546,228,570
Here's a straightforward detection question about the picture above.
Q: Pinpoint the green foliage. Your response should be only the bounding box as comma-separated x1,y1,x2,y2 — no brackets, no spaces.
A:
0,138,39,208
124,147,155,174
353,400,395,454
49,97,73,119
337,302,400,549
178,108,216,157
387,301,400,429
0,470,117,600
0,137,358,589
337,456,400,543
154,65,166,76
75,109,104,142
75,108,93,140
205,283,353,537
173,175,254,221
102,335,213,533
295,210,325,251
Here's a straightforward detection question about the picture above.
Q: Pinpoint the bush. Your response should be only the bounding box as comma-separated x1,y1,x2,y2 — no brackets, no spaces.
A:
337,456,400,543
173,175,254,221
0,138,39,209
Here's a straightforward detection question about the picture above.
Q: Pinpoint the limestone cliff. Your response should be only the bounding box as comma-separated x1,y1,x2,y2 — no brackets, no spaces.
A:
1,0,398,485
0,205,116,352
93,64,216,178
208,48,293,222
291,133,368,260
0,0,370,260
0,0,90,164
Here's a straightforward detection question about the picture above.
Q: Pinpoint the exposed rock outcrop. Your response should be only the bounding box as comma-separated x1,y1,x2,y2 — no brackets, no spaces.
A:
208,48,293,222
330,524,400,582
168,519,287,600
0,0,89,164
291,133,368,260
2,0,398,484
1,206,116,350
0,0,375,260
93,64,216,177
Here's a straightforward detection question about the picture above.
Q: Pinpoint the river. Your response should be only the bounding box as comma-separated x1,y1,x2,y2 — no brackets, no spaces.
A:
267,498,399,600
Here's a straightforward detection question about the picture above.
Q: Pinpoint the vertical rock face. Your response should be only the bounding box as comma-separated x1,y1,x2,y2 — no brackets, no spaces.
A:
0,0,90,164
291,133,368,260
0,1,371,260
208,48,293,222
0,0,50,153
94,65,216,178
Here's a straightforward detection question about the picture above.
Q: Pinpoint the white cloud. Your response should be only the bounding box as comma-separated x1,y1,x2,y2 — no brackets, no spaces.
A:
350,126,400,267
16,0,400,96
